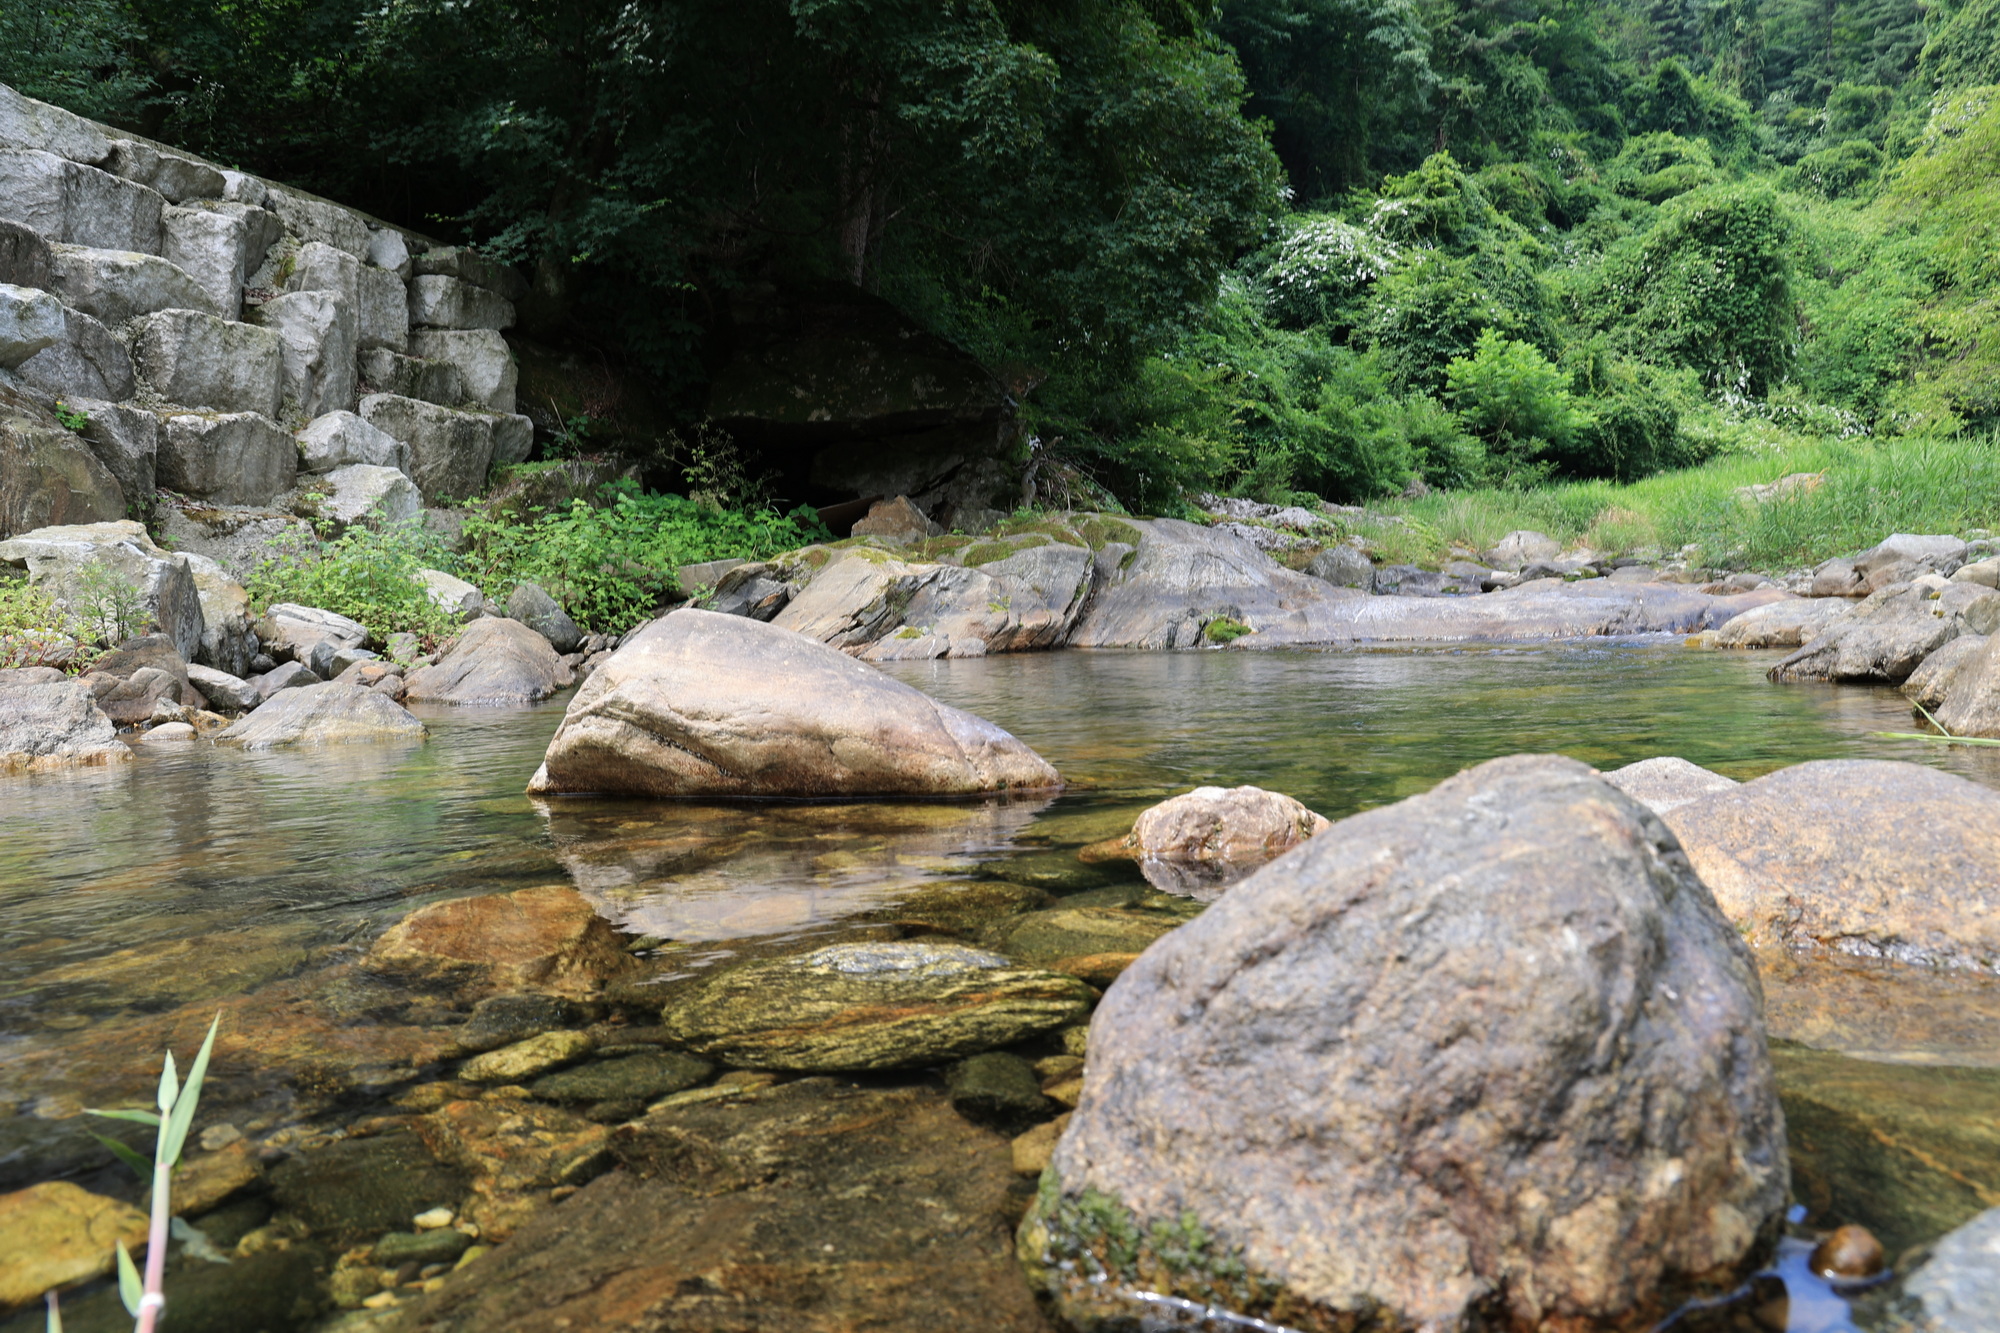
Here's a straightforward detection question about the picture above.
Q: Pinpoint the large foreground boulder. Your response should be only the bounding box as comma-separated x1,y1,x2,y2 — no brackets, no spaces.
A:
403,615,568,705
1901,1206,2000,1333
0,680,129,773
527,608,1062,797
1022,754,1786,1333
214,681,425,748
1768,582,2000,683
1660,760,2000,971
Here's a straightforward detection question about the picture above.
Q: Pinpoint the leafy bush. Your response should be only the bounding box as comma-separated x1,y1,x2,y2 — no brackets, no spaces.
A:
1259,214,1397,329
0,579,96,671
458,484,832,632
1781,140,1884,200
1444,331,1592,480
246,520,461,647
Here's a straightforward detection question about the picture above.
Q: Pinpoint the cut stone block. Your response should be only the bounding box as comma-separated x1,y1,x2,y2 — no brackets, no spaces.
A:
48,244,218,323
131,309,283,416
248,289,357,418
0,283,63,368
0,85,112,164
315,463,420,527
408,274,513,330
357,263,408,352
0,218,54,288
408,328,515,411
0,147,67,240
367,228,413,279
62,397,159,500
180,552,257,677
218,170,268,208
0,149,165,253
286,239,360,308
412,246,528,302
104,139,226,204
14,307,133,401
162,201,281,317
158,411,296,505
0,404,126,541
359,393,496,503
264,186,370,260
357,348,460,404
297,410,410,473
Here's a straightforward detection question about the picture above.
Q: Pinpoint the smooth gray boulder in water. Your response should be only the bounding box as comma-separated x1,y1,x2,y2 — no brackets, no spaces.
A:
1904,633,1988,712
528,607,1062,797
0,680,129,773
1933,632,2000,737
1022,754,1786,1333
1900,1206,2000,1333
1711,596,1850,649
215,681,424,748
404,615,568,705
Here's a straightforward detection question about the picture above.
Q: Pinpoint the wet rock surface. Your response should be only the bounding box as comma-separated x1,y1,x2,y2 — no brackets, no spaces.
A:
528,608,1063,798
404,616,568,705
1662,759,2000,970
0,1181,147,1309
1933,632,2000,737
1026,754,1786,1333
1115,784,1329,897
659,940,1094,1071
1769,582,2000,683
363,884,633,998
214,681,426,747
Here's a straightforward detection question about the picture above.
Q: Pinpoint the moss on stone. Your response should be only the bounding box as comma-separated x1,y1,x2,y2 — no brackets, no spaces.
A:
1204,616,1252,644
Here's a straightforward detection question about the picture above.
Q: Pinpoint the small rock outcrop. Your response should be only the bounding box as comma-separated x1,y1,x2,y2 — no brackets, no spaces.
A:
1601,756,1739,814
504,581,581,654
1900,1206,2000,1333
213,681,425,747
527,608,1062,797
1108,784,1329,897
1768,582,2000,683
404,615,568,705
1661,759,2000,970
1711,597,1848,649
1022,754,1786,1333
1904,634,1989,712
1933,633,2000,737
0,679,128,773
658,941,1093,1070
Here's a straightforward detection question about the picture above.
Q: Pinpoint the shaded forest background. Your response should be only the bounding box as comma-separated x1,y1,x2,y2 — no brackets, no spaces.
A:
7,0,2000,514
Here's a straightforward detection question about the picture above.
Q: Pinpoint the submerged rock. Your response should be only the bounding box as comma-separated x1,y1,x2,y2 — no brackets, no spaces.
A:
946,1051,1051,1130
1023,754,1786,1333
214,681,425,747
1600,756,1739,814
268,1130,468,1242
527,608,1062,798
1116,784,1329,897
1662,759,2000,971
529,1050,713,1105
404,615,569,705
456,994,591,1054
459,1029,594,1083
362,884,632,998
658,940,1093,1070
1768,582,2000,683
0,1181,147,1309
0,679,128,773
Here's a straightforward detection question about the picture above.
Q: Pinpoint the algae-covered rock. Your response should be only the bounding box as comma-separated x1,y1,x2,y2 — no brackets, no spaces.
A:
457,994,591,1054
659,940,1093,1070
268,1131,468,1241
945,1051,1050,1130
987,905,1185,970
0,1181,147,1309
529,1050,713,1104
460,1029,594,1083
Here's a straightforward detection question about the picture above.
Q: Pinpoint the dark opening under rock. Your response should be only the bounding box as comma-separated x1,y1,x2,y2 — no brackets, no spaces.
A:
946,1052,1052,1131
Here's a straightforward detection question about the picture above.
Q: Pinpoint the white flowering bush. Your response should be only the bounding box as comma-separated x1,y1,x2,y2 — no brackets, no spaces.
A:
1261,214,1398,326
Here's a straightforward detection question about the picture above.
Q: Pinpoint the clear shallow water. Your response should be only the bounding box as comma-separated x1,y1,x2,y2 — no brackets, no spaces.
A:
2,643,1997,1317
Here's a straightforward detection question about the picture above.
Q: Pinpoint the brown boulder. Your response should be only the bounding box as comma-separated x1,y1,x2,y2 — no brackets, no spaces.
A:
362,884,633,997
1023,754,1785,1333
1662,759,2000,970
404,615,570,705
527,608,1061,798
0,1181,148,1310
1116,784,1328,897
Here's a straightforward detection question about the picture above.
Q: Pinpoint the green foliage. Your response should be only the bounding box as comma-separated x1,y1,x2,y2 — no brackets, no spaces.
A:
246,521,461,647
1444,330,1592,479
0,580,96,671
458,484,831,632
1609,131,1720,202
1204,616,1252,643
52,402,90,432
0,0,149,121
68,561,152,648
1781,139,1884,198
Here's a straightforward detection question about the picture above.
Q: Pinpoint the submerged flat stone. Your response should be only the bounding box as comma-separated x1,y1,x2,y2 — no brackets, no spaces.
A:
658,940,1093,1070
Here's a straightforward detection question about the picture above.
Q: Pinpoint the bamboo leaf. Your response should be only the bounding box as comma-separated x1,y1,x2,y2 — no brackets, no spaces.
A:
1871,729,2000,747
156,1050,179,1119
82,1109,162,1127
115,1242,142,1318
87,1132,151,1182
160,1013,221,1168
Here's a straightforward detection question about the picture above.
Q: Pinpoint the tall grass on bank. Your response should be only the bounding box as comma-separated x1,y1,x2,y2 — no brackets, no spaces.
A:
1380,434,2000,570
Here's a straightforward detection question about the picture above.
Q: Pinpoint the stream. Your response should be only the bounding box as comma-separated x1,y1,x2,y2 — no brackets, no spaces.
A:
4,642,1998,1329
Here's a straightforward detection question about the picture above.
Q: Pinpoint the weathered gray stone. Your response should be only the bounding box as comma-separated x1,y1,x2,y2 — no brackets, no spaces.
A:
0,395,127,540
131,309,282,416
216,681,426,748
506,582,582,654
0,680,128,774
48,243,216,323
356,348,460,404
489,411,532,466
1856,533,1967,579
1902,1206,2000,1333
1933,634,2000,738
296,410,409,473
0,218,54,288
1304,542,1374,590
61,397,157,501
0,85,112,164
408,274,514,330
263,187,370,259
356,263,408,352
0,148,67,239
248,289,357,417
186,662,259,712
1114,784,1330,899
313,463,419,528
104,139,225,204
0,520,204,661
256,602,367,670
12,306,133,401
285,239,359,308
405,616,568,705
1769,582,2000,683
366,228,413,279
158,412,295,505
407,328,513,410
0,149,163,252
1025,754,1786,1333
179,551,257,677
413,245,528,301
1483,529,1561,570
1663,759,2000,970
1903,634,1989,711
217,170,267,207
161,201,280,317
1600,756,1739,814
528,608,1062,797
251,659,317,700
0,282,62,367
358,393,496,502
1712,596,1850,649
151,503,306,579
418,567,485,619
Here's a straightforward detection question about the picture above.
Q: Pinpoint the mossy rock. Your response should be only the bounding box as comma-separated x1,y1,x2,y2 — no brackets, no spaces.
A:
529,1050,715,1104
860,880,1054,935
268,1131,468,1241
946,1052,1051,1131
987,906,1186,968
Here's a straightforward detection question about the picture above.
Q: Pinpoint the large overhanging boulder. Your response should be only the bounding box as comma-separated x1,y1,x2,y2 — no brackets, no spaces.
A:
1022,754,1786,1333
527,607,1061,797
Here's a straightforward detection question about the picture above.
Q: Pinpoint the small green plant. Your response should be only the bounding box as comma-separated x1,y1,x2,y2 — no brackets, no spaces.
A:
65,1014,221,1333
53,401,90,432
1204,616,1252,644
68,560,152,648
0,581,97,671
246,519,460,647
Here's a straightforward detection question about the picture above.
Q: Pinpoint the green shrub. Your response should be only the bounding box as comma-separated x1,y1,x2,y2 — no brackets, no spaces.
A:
246,520,461,647
0,579,96,671
1781,140,1884,200
1443,330,1592,480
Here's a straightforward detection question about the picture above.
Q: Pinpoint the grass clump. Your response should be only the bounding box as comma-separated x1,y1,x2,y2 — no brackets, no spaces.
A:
1204,616,1253,644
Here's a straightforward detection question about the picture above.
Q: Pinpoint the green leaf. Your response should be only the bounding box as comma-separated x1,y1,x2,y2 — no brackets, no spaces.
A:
115,1242,142,1317
88,1132,151,1182
160,1013,221,1168
157,1049,179,1120
83,1108,162,1127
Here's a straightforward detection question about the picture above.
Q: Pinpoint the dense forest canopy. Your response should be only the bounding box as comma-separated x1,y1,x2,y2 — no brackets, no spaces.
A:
6,0,2000,511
